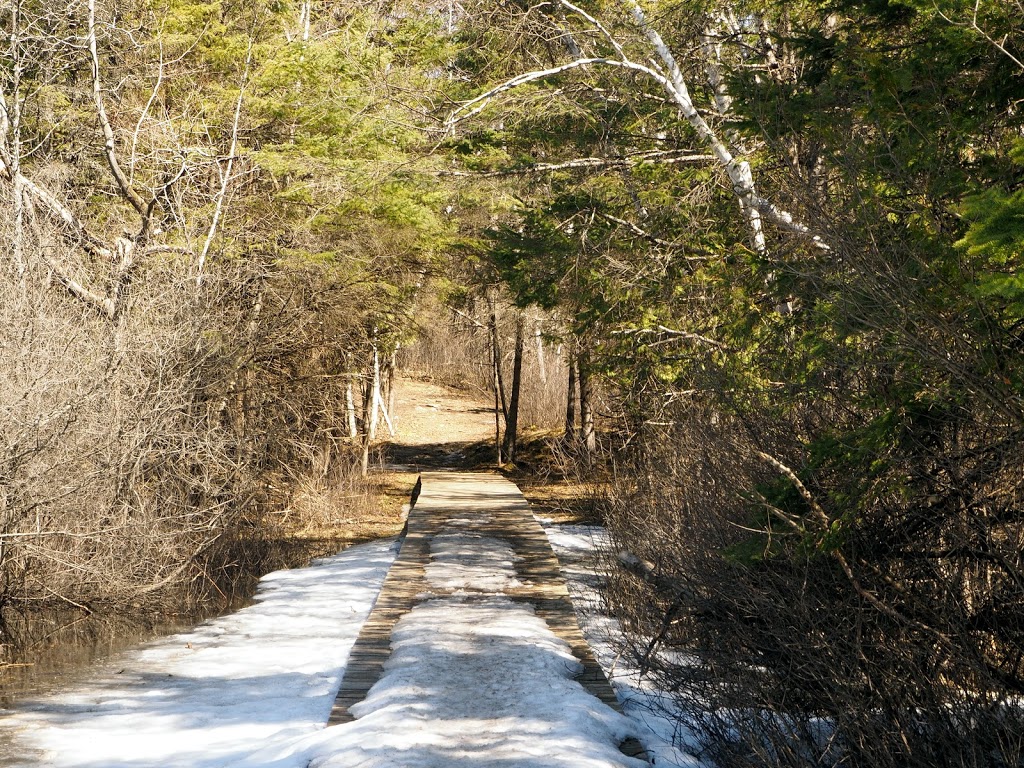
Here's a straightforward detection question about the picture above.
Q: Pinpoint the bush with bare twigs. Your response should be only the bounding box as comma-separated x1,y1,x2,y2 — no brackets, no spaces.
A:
0,243,401,663
602,394,1024,768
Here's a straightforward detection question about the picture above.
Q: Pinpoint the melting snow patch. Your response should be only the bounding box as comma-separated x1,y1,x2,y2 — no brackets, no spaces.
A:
254,595,646,768
543,522,707,767
425,532,522,592
0,539,399,768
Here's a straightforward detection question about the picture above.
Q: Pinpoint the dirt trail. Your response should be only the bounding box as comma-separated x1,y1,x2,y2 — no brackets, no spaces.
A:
384,377,496,469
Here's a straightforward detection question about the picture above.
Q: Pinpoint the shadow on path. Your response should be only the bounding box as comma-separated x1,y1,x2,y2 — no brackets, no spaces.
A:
384,439,496,472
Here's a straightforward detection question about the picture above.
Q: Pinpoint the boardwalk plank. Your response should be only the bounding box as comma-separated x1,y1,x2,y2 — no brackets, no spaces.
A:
328,470,619,725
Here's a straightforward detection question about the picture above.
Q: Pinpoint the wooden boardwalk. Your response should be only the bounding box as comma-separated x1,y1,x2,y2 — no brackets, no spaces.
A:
328,470,620,725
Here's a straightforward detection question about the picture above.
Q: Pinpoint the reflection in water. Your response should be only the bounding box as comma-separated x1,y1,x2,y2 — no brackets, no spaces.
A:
0,610,203,768
0,536,350,766
0,536,348,706
0,537,398,768
0,609,228,767
1,607,215,705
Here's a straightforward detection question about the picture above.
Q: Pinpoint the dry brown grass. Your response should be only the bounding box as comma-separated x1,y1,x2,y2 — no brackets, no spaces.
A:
274,464,419,549
505,431,611,525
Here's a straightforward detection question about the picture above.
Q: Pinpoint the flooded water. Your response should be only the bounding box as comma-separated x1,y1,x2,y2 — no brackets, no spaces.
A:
0,608,211,767
0,536,353,709
0,535,362,768
0,606,217,707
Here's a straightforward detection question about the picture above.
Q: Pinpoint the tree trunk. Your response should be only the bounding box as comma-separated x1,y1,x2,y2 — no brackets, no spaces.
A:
488,294,509,422
361,375,373,438
491,319,503,465
386,347,398,420
361,348,382,476
534,320,547,384
368,347,381,441
502,313,525,463
345,380,358,439
578,345,596,459
565,346,577,437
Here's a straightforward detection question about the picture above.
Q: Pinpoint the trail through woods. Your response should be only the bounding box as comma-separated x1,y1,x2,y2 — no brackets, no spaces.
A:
0,378,698,767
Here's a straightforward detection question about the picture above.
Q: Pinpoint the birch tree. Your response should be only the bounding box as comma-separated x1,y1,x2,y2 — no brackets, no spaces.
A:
447,0,827,257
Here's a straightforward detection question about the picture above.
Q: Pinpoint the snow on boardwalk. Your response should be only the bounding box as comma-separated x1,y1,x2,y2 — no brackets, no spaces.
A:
0,471,644,767
322,470,644,767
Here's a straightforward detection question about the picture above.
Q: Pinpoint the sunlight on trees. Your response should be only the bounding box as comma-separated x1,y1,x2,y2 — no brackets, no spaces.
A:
2,0,1022,763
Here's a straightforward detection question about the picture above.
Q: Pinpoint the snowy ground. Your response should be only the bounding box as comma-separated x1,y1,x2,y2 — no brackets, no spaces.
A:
0,540,400,768
0,519,701,767
541,524,708,768
281,502,647,768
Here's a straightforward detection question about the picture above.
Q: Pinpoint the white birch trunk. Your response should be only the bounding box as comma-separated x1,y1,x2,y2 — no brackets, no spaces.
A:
368,348,381,442
346,381,358,439
449,0,829,253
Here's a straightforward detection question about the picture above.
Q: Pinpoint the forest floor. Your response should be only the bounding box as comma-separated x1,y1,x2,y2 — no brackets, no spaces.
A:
0,377,701,767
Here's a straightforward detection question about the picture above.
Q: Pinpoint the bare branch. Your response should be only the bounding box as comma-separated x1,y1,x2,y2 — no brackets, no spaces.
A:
752,195,831,250
88,0,147,216
933,1,1024,72
558,0,627,59
450,306,487,329
447,0,831,254
615,325,727,349
437,150,714,177
129,37,165,185
40,251,117,319
598,212,687,250
1,156,113,259
753,449,831,528
196,34,254,287
447,58,618,127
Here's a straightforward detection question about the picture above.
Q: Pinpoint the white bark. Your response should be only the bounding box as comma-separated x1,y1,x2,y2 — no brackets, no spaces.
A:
88,0,147,216
559,0,625,59
701,18,733,118
129,39,165,185
623,0,769,254
438,150,714,177
447,0,830,254
368,347,381,442
378,396,396,438
5,1,26,286
0,159,112,260
534,320,547,384
346,381,358,439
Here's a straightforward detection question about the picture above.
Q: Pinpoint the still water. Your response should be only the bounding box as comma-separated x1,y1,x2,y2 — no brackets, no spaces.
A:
0,538,346,764
1,609,203,705
0,609,208,766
